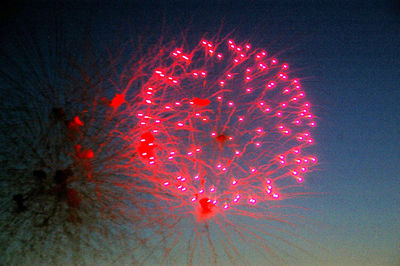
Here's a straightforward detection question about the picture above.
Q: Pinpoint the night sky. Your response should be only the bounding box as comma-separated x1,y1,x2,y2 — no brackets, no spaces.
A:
1,0,399,265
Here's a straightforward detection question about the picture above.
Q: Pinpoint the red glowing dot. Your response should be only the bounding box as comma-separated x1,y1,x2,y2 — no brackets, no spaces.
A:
199,197,214,214
192,97,211,107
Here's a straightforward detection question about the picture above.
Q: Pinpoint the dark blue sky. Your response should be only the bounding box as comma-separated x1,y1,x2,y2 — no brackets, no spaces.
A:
2,0,399,265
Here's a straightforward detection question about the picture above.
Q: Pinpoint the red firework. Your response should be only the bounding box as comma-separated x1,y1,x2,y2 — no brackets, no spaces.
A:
119,37,319,264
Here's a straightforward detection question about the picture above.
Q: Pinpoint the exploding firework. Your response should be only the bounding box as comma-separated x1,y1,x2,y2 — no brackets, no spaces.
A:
1,18,319,264
0,23,163,264
125,36,319,265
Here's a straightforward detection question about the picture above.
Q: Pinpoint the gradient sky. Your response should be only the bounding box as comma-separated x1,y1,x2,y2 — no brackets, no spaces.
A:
2,0,399,265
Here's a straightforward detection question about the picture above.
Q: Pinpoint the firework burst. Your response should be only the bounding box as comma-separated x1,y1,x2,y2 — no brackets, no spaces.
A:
1,23,319,264
0,24,162,264
123,36,319,265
